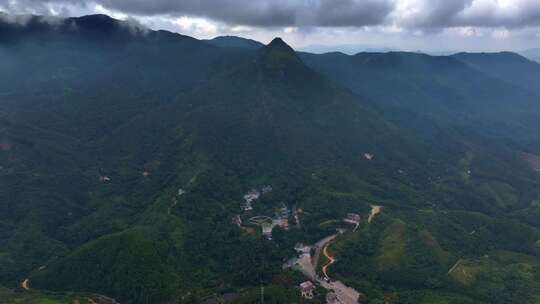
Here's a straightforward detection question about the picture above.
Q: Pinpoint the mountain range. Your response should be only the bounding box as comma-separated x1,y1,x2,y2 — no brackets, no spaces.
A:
1,14,540,304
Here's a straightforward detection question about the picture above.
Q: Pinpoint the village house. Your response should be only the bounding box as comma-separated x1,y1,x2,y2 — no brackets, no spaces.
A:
300,281,316,299
344,213,361,224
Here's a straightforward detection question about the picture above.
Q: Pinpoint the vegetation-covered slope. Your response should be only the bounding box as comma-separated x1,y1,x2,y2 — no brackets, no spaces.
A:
452,51,540,96
1,16,540,304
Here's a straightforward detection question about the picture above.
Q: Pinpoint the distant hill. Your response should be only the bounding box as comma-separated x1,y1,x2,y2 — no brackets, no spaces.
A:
452,52,540,96
300,44,399,55
301,50,540,144
205,35,265,49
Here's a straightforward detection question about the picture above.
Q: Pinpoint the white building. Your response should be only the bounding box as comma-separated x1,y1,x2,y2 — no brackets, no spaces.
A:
344,213,361,224
300,281,315,299
241,189,260,211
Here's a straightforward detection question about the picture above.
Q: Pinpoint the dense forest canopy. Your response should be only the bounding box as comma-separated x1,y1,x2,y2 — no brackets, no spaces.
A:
1,14,540,304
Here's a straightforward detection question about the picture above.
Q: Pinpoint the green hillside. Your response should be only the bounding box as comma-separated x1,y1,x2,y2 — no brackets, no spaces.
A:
1,16,540,304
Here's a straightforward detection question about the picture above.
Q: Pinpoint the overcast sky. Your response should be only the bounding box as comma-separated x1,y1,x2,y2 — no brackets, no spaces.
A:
1,0,540,53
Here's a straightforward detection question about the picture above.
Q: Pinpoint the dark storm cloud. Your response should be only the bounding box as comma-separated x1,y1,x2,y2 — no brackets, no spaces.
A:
398,0,475,28
2,0,540,30
312,0,394,27
99,0,297,27
0,0,395,27
396,0,540,30
95,0,397,27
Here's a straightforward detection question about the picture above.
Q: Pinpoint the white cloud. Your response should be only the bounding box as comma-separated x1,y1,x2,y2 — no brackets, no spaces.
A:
174,16,218,37
492,28,511,39
93,4,127,20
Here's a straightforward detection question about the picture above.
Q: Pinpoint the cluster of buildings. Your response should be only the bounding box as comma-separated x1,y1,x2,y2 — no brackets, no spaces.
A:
234,185,292,239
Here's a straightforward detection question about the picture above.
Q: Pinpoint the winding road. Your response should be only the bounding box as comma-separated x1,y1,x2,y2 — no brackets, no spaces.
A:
292,205,383,304
322,242,336,279
322,205,383,279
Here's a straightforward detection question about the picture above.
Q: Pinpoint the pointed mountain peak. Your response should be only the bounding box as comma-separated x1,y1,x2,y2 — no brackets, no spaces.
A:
258,37,301,69
267,37,292,50
264,37,296,54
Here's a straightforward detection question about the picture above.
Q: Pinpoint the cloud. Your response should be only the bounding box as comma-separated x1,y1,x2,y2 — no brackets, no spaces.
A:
393,0,474,28
0,0,394,27
94,0,398,27
455,0,540,28
309,0,394,27
2,0,540,30
1,0,540,52
392,0,540,30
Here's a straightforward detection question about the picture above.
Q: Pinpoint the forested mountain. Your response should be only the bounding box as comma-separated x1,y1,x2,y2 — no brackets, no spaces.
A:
452,52,540,96
300,51,540,144
205,35,265,50
2,14,540,304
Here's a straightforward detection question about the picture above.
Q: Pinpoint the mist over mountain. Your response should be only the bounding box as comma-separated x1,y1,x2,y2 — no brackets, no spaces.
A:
2,14,540,304
520,48,540,63
299,44,400,55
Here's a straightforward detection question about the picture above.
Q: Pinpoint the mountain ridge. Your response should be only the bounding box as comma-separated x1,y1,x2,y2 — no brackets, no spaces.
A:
205,35,265,49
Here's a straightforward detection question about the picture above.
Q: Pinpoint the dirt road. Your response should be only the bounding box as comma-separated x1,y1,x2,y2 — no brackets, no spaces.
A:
322,243,336,279
368,205,382,223
313,234,338,269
